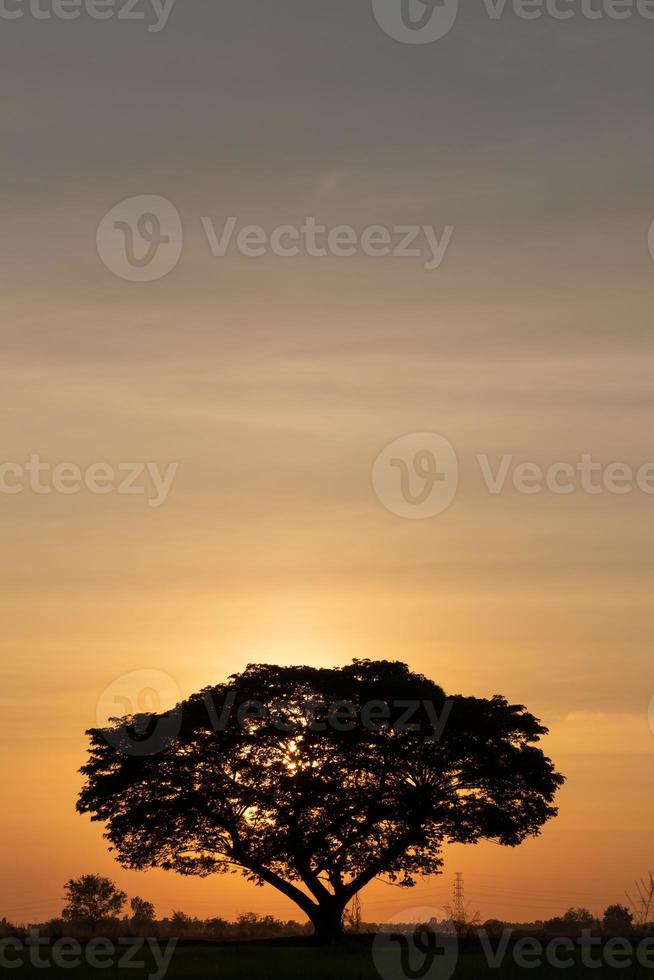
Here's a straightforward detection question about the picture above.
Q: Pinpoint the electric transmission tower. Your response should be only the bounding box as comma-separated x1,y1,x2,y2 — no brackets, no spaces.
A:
452,872,466,924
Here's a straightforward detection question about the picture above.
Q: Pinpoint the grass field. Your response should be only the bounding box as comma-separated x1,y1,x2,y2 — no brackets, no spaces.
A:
6,944,654,979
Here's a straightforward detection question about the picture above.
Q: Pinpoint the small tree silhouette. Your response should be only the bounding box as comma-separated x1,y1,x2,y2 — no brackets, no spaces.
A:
78,660,563,944
626,872,654,926
602,904,633,934
344,893,362,934
62,875,126,928
130,896,155,924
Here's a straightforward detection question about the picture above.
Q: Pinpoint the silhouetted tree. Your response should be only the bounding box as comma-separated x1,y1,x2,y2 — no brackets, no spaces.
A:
603,904,633,934
627,872,654,926
78,660,564,943
545,907,597,936
344,893,362,933
563,907,595,925
62,875,126,928
0,918,21,940
130,896,155,924
168,910,198,936
481,918,507,937
204,916,230,938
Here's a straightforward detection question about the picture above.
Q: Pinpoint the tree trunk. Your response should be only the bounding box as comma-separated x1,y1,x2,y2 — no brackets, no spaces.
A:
309,901,347,945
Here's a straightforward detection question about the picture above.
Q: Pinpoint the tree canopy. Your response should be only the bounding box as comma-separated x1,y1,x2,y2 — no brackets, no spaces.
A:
130,896,156,923
603,905,634,934
62,875,127,927
78,659,564,942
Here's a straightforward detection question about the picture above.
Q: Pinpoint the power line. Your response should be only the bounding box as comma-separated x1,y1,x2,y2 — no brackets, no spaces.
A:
452,872,465,923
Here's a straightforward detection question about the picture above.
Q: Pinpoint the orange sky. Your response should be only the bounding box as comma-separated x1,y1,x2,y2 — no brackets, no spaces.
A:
3,570,652,924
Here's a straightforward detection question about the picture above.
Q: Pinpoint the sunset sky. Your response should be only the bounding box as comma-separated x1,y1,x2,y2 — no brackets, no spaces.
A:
2,0,653,927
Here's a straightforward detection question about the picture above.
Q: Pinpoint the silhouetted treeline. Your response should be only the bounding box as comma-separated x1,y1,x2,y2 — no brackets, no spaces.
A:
0,912,312,942
3,904,653,944
479,906,654,940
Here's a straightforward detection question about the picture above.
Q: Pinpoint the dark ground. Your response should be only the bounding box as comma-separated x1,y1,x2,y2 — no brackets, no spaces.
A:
5,941,654,979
